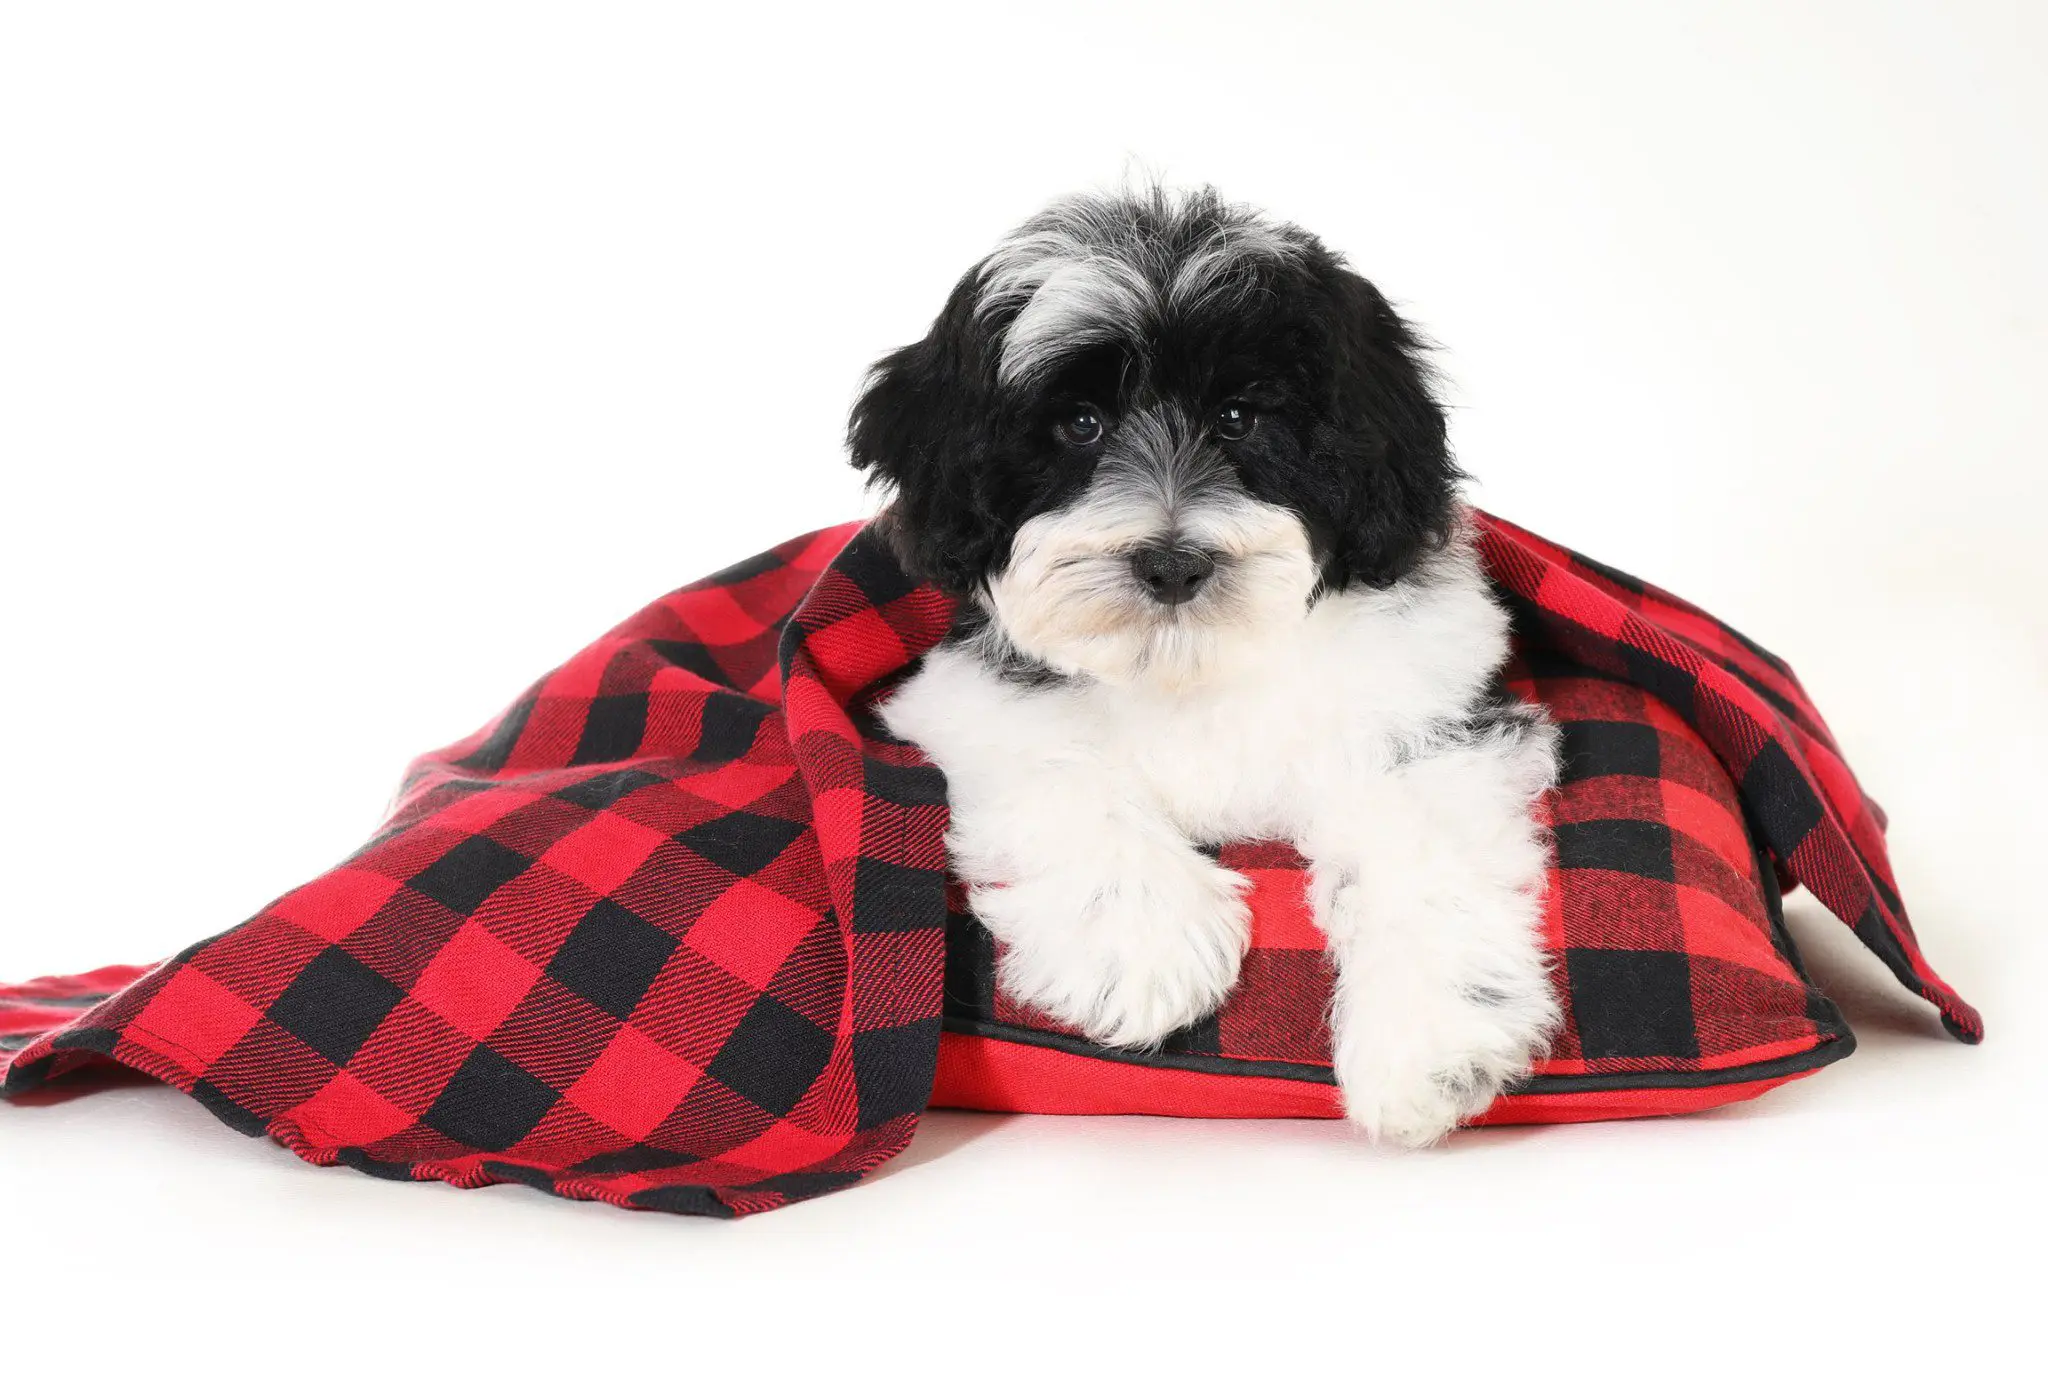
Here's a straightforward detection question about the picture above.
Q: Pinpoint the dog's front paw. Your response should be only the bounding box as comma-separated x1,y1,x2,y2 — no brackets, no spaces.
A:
1335,981,1559,1147
973,847,1251,1049
1327,892,1560,1148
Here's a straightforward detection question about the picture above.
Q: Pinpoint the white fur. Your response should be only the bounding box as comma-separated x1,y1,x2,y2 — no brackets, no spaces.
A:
881,517,1560,1147
976,186,1303,388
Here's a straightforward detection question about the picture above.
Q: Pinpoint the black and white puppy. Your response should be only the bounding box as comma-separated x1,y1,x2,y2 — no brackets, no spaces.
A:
852,185,1560,1146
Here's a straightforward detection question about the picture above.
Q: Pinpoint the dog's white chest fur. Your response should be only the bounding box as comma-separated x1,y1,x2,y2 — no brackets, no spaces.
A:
880,533,1562,1146
886,539,1515,847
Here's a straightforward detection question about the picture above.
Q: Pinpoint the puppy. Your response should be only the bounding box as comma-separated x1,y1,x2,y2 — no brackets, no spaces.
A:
852,184,1560,1146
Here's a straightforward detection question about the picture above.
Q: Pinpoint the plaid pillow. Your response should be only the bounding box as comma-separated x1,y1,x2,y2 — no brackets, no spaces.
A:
0,515,1978,1216
934,651,1849,1120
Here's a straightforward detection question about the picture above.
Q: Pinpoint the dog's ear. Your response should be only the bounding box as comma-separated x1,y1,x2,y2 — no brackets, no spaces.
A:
848,271,1009,590
1312,267,1461,590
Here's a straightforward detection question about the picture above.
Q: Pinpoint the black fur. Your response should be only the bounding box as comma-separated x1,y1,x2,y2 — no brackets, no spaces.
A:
847,186,1460,594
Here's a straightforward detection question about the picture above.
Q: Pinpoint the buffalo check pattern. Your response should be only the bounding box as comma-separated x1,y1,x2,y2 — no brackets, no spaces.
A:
0,512,1978,1216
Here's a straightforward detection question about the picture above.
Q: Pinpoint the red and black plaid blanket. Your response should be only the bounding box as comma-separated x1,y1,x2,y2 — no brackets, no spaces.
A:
0,513,1979,1216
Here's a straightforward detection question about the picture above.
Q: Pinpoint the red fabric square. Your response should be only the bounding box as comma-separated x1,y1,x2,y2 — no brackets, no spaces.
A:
1676,886,1784,975
719,1117,850,1173
125,968,263,1074
540,811,670,896
410,922,542,1042
1660,777,1753,875
679,587,773,647
566,1027,702,1141
802,606,907,701
269,866,404,944
687,879,824,989
289,1070,415,1145
1242,866,1319,950
678,760,797,811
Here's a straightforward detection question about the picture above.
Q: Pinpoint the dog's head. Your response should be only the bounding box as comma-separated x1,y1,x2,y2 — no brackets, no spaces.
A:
849,184,1458,687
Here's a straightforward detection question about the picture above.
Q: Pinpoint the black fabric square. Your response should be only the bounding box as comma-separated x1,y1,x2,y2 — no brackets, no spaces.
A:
851,1018,941,1130
861,756,947,809
1618,641,1697,719
1551,818,1675,883
1559,720,1662,782
942,909,999,1018
676,811,806,877
849,856,946,933
707,995,833,1116
629,1185,737,1218
544,899,677,1020
480,1160,557,1192
647,638,732,688
189,1078,267,1137
1161,1009,1223,1056
574,1144,703,1174
552,768,667,811
1565,949,1702,1059
1741,740,1825,851
422,1045,561,1152
407,835,531,915
746,1170,863,1201
334,1148,420,1181
1852,897,1910,971
691,694,771,764
49,1026,119,1057
570,693,649,767
832,530,920,609
265,946,406,1067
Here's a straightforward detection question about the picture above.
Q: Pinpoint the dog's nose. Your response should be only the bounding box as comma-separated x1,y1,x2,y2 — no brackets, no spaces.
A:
1130,543,1215,606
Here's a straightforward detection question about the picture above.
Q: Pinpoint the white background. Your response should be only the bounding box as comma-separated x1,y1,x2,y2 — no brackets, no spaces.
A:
2,2,2041,1373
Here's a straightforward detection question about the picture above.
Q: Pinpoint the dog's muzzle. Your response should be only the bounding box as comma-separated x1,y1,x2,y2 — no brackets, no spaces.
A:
1129,542,1215,606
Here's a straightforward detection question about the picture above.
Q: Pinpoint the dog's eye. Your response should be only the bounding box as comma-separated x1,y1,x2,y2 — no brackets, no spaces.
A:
1055,405,1105,447
1214,401,1256,441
